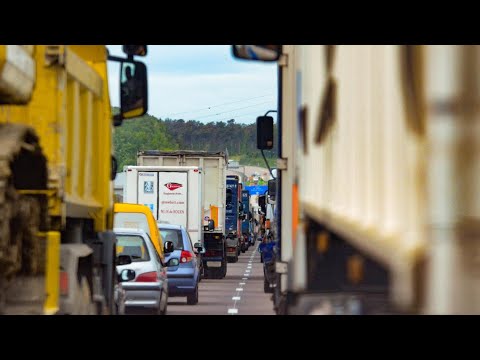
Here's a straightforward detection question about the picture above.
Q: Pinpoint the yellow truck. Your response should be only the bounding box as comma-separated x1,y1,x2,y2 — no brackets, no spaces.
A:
0,45,148,314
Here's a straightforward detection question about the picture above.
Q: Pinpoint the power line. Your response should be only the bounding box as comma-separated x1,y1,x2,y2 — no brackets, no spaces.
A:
193,101,274,120
164,94,274,118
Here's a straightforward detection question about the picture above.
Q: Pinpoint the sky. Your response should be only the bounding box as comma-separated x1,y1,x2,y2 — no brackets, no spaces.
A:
107,45,278,124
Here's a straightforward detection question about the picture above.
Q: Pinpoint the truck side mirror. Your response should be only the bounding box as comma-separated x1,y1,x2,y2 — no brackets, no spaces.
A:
257,116,274,150
232,45,281,62
120,60,148,120
208,219,215,231
122,45,148,57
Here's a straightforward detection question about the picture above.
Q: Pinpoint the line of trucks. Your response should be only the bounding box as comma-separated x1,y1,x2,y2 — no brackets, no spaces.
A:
125,150,254,279
0,45,256,315
233,45,480,315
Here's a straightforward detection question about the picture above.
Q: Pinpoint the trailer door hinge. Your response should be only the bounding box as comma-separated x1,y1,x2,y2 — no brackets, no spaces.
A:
277,158,287,170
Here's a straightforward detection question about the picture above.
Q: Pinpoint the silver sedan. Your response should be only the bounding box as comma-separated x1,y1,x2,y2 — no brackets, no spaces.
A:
115,228,171,315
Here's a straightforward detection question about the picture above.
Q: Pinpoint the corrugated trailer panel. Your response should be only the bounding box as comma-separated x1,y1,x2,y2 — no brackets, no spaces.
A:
298,45,426,307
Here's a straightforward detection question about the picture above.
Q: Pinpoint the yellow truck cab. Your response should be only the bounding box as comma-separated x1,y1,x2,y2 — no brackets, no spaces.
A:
114,203,165,261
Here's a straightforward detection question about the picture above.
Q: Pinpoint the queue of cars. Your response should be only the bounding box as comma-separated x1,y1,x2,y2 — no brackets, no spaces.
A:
113,203,205,315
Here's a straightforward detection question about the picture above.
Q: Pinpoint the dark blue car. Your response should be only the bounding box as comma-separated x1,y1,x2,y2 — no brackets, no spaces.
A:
158,223,201,305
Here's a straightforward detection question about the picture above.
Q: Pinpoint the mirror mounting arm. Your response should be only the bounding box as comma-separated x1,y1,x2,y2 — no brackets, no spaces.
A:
107,54,129,63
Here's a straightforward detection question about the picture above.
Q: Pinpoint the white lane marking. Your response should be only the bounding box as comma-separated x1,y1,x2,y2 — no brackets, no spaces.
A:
242,277,248,280
228,309,238,314
239,282,246,285
236,288,243,292
245,269,251,273
247,265,252,268
232,296,241,301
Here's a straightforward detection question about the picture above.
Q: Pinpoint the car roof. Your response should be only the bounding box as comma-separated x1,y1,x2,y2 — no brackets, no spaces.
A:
114,203,152,213
157,223,184,230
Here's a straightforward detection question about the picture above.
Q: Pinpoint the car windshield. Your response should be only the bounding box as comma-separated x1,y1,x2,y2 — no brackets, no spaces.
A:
116,235,150,262
159,229,183,250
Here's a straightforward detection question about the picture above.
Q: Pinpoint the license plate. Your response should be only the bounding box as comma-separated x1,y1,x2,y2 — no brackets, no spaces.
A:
207,261,221,268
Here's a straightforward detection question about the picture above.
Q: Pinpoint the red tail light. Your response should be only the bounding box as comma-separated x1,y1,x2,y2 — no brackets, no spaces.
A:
135,271,157,282
60,271,69,296
180,250,193,263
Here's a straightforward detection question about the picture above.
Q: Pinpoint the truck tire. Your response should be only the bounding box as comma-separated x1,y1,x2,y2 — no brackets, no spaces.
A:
187,285,199,305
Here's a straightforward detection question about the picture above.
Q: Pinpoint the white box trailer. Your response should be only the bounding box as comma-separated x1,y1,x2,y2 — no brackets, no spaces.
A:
258,45,480,315
137,151,227,235
123,165,203,245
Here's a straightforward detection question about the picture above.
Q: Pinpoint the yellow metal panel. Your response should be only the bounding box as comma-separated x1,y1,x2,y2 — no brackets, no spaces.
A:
69,45,107,63
44,231,60,315
210,205,218,229
65,47,103,98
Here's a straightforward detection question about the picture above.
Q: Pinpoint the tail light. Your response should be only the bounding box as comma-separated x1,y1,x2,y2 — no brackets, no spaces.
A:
228,247,236,252
135,271,157,282
180,250,193,263
60,271,69,296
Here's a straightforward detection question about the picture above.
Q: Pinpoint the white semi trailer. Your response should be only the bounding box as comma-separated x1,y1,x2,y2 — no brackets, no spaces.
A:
123,165,203,246
233,45,480,315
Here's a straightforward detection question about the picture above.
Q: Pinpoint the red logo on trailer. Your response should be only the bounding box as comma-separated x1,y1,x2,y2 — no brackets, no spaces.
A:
165,182,183,191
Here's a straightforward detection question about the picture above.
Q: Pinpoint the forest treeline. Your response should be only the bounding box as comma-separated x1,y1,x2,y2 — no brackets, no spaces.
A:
114,109,277,170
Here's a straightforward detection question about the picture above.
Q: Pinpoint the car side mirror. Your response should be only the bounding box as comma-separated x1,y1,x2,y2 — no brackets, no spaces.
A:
194,242,206,254
164,241,174,254
118,269,135,282
116,255,132,266
166,258,180,267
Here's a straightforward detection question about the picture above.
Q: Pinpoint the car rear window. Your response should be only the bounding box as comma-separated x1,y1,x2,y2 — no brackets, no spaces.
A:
114,212,150,236
116,235,150,262
159,229,184,250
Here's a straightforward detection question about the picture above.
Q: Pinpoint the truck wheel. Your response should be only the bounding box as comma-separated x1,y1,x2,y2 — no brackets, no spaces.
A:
187,286,199,305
